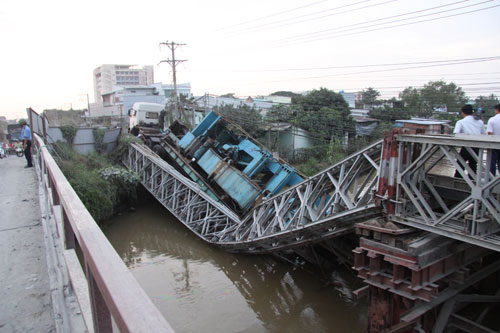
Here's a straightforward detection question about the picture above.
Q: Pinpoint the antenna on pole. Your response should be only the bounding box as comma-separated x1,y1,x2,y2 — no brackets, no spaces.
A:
159,41,187,125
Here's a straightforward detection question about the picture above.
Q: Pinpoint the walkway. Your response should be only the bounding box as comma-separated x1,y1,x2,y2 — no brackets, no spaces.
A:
0,156,55,332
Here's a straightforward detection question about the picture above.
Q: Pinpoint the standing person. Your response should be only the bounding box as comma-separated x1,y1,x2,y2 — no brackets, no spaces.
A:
130,124,140,136
2,141,9,157
453,104,485,177
487,104,500,175
19,119,33,168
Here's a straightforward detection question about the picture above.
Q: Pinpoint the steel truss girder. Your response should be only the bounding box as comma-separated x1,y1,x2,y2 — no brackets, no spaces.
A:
125,141,383,253
392,135,500,252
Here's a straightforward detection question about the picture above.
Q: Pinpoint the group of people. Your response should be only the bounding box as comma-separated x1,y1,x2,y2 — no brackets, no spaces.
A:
453,104,500,176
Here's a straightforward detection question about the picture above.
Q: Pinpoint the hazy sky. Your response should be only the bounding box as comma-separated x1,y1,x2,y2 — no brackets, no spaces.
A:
1,0,499,119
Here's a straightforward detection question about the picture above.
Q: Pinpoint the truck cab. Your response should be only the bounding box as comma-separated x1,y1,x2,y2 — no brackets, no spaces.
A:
128,102,165,130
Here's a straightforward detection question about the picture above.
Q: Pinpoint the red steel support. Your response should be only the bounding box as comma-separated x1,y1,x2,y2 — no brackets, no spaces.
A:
354,222,490,332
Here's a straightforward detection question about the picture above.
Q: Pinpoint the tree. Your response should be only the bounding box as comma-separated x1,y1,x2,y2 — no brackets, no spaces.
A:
399,80,467,118
220,93,236,98
265,104,296,123
292,87,349,112
360,87,381,107
420,81,466,114
473,94,499,117
215,104,264,138
270,91,301,98
292,88,354,140
369,105,410,122
295,106,350,141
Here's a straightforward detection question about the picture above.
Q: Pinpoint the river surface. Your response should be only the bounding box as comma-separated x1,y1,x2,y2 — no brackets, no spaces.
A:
104,198,367,332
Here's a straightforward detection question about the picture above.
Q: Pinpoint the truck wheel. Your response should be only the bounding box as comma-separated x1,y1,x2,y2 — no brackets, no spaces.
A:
152,144,166,159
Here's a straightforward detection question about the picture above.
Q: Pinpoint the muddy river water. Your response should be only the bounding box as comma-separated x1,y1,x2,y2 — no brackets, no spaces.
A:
104,198,367,332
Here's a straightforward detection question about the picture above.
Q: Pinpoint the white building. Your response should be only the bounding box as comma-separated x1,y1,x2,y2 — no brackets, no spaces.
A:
339,91,356,108
89,82,192,118
93,64,154,102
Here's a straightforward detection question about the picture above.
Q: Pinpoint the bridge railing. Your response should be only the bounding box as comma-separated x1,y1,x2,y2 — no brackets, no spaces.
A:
33,133,174,333
378,132,500,252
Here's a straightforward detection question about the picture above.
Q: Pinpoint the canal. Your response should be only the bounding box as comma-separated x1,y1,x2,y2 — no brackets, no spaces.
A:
104,193,368,332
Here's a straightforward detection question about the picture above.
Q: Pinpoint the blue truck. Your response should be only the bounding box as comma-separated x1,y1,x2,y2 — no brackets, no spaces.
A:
149,111,304,215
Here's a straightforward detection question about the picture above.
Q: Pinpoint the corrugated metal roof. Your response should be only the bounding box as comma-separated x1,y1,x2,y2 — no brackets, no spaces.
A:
396,119,449,125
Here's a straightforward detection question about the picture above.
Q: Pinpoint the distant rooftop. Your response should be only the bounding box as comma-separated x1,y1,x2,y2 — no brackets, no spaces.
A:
396,119,450,125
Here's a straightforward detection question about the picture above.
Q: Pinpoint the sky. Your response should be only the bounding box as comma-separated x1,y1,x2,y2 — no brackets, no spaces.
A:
1,0,499,119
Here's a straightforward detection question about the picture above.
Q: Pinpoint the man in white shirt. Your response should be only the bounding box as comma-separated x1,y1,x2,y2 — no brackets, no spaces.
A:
453,104,485,177
487,104,500,175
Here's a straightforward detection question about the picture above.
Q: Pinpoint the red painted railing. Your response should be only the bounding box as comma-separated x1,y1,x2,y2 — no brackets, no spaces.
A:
33,132,174,332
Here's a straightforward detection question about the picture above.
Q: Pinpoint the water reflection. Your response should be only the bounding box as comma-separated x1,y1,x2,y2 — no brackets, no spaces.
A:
105,200,367,332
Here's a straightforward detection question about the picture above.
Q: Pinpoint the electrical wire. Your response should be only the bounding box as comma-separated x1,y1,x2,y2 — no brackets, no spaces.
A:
249,57,500,83
189,56,500,73
228,0,397,36
277,2,500,46
214,0,329,32
268,0,475,44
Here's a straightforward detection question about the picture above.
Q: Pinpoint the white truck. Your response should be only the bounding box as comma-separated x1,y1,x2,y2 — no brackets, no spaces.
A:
128,102,165,130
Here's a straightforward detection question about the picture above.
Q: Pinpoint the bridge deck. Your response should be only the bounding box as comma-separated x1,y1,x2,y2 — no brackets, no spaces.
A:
0,157,56,332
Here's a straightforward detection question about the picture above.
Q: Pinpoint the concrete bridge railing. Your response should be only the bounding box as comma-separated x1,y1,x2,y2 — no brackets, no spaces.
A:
33,133,174,332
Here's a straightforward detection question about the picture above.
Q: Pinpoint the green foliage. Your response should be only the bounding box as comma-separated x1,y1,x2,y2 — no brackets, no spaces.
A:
51,142,78,161
292,88,355,142
100,167,140,203
371,122,394,140
215,104,264,138
292,87,349,112
295,157,324,176
110,133,143,164
327,138,345,164
270,91,301,98
93,128,106,154
360,87,381,106
265,104,297,123
67,167,115,223
369,105,410,122
220,93,236,98
60,125,77,144
52,142,140,225
473,94,499,118
399,80,467,117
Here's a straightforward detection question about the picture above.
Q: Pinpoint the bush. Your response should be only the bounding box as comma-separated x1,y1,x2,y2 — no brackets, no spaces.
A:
53,142,140,225
93,128,106,154
110,133,143,164
60,125,77,144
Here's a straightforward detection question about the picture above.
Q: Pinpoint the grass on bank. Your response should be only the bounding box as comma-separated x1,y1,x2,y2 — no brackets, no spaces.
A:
51,133,142,225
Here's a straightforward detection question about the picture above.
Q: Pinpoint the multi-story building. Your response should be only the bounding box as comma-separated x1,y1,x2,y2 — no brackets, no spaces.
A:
93,64,154,102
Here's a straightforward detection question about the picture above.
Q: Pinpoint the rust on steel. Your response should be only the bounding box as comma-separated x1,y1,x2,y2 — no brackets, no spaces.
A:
34,133,174,333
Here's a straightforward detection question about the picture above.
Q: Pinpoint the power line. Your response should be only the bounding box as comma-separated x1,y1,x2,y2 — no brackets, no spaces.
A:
228,0,396,36
257,57,500,83
189,55,500,73
214,0,329,32
276,2,500,46
268,0,474,45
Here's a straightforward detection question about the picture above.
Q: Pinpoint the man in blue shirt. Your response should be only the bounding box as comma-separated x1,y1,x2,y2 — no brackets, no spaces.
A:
19,119,33,168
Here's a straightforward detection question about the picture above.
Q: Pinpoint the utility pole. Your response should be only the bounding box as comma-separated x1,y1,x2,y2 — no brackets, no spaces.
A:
159,41,187,124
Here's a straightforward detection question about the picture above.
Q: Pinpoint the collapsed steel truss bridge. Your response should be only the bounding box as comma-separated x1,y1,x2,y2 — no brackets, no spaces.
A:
125,140,382,253
124,132,500,253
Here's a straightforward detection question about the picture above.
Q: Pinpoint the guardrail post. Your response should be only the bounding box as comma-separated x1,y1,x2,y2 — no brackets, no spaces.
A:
86,262,112,332
49,173,60,206
63,209,75,250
